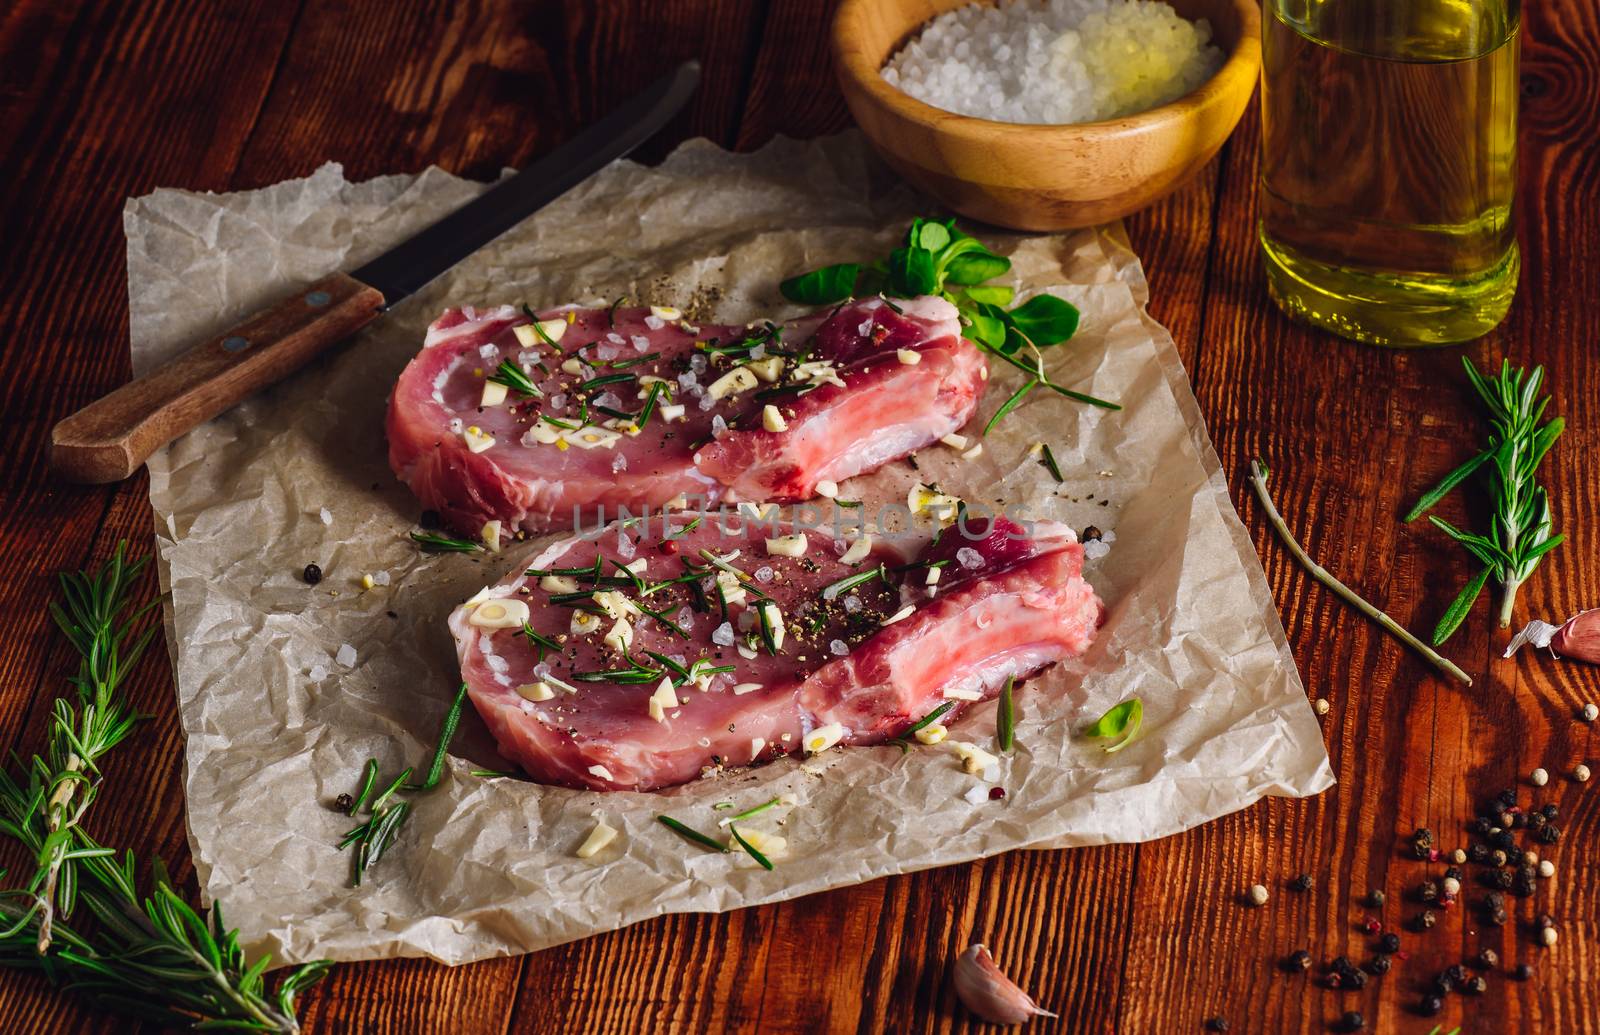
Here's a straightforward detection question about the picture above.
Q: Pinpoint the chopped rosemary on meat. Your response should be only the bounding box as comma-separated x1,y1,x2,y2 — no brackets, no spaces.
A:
578,372,635,394
893,701,954,753
756,601,779,654
636,381,669,429
657,814,729,853
487,359,542,398
520,623,563,661
571,660,663,684
530,315,560,347
641,650,691,682
527,557,605,580
633,601,689,639
607,295,627,327
728,825,774,870
822,563,889,600
607,351,660,369
411,530,482,553
665,516,703,541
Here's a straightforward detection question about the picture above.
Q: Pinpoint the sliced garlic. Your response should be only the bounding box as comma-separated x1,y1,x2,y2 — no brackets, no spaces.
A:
840,535,873,565
896,348,922,365
560,357,584,375
764,534,807,558
480,380,509,407
659,403,687,422
804,722,846,754
481,520,503,553
567,427,622,450
540,574,579,593
707,366,759,400
647,678,679,723
950,740,998,774
761,404,789,433
962,444,984,461
942,687,983,701
732,682,763,695
468,598,530,629
591,590,639,620
882,605,915,626
513,324,540,348
745,355,785,382
576,815,618,859
571,611,601,636
462,425,496,453
603,617,634,653
759,601,786,650
586,764,615,783
915,723,948,745
908,483,961,524
815,479,838,499
925,566,942,586
649,304,682,321
715,570,747,607
523,421,564,446
750,737,766,759
732,826,786,860
360,573,375,590
940,433,969,450
516,681,555,702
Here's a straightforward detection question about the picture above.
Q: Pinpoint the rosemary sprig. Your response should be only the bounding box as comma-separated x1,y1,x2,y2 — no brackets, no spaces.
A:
717,796,781,827
656,815,728,853
487,359,542,398
570,664,663,684
821,564,888,601
728,825,774,870
892,701,955,754
1405,358,1564,640
337,682,471,886
1250,460,1471,686
410,530,482,554
0,544,330,1031
1037,443,1064,482
520,623,563,661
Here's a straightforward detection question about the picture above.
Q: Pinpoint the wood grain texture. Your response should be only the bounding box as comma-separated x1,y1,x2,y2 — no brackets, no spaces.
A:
0,1,1595,1033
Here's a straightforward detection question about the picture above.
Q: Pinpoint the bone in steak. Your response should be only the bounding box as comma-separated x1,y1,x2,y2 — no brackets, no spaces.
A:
387,298,983,536
450,513,1102,791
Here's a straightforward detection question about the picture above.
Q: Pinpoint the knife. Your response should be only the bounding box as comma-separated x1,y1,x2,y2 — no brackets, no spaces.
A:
51,61,702,484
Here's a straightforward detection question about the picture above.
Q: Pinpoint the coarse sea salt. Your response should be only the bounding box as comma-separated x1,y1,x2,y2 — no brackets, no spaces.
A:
335,643,357,667
881,0,1224,125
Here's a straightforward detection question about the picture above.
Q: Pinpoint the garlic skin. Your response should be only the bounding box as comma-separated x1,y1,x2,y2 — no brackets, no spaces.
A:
953,944,1055,1025
1505,608,1600,664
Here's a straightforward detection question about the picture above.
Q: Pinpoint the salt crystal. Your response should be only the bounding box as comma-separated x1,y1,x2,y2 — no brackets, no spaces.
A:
736,609,756,632
550,392,568,409
607,332,625,345
308,664,328,682
963,784,989,805
594,391,622,409
1083,539,1111,561
677,371,699,389
630,335,650,351
754,565,775,584
533,661,551,678
673,607,696,630
712,622,735,646
711,415,728,437
335,643,357,667
698,394,716,412
644,315,665,330
830,639,849,656
372,570,391,586
956,547,983,569
611,454,628,474
596,344,620,361
858,319,874,336
478,343,498,359
750,342,767,359
1101,529,1117,543
689,353,708,373
319,507,333,526
617,532,636,558
844,594,862,613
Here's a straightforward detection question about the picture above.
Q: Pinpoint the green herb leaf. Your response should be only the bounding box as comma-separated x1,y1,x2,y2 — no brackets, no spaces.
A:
487,359,543,398
1431,565,1492,646
657,814,729,853
892,701,955,753
780,263,860,305
1038,443,1064,483
963,284,1015,306
410,530,483,554
945,252,1011,285
728,825,774,870
888,246,938,296
1084,697,1142,754
914,218,951,253
1007,294,1080,346
997,676,1016,752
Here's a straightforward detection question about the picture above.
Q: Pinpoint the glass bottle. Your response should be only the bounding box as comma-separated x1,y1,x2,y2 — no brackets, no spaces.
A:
1259,0,1520,347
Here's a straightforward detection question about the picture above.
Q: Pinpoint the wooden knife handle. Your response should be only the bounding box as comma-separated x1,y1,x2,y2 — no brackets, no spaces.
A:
51,272,386,483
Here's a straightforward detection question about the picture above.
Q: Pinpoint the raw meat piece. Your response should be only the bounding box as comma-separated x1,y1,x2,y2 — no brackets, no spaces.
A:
387,297,981,536
449,512,1101,791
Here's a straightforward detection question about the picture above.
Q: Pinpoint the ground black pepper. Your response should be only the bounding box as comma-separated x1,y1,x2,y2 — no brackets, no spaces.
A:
302,562,323,584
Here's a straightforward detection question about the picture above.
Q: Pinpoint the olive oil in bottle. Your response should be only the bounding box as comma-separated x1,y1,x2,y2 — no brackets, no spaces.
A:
1259,0,1520,346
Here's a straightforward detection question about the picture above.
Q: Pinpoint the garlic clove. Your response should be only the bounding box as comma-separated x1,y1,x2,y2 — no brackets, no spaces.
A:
1553,608,1600,663
953,944,1055,1026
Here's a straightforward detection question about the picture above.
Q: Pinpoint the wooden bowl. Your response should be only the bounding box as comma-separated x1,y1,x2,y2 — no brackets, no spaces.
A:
832,0,1262,230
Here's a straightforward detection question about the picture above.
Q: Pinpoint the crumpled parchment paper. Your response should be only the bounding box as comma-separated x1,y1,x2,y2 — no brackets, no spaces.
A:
126,133,1333,966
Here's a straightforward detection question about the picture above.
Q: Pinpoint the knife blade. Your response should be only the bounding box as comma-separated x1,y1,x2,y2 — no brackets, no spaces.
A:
51,61,702,484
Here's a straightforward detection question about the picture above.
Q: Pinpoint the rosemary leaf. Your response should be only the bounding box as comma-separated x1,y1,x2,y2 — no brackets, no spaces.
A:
728,825,774,870
656,815,729,853
997,676,1016,752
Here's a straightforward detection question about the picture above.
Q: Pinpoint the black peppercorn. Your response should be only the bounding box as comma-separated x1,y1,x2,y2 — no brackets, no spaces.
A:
1419,994,1444,1016
1541,803,1559,821
1464,975,1488,995
1536,824,1561,845
1285,949,1313,972
1493,830,1517,851
1414,827,1435,846
1491,869,1515,890
1341,1010,1365,1031
1419,879,1440,903
1367,954,1391,975
1290,873,1314,892
1495,788,1517,809
1528,811,1547,830
1444,964,1467,985
1489,907,1508,926
1472,816,1494,836
1433,972,1456,994
1514,963,1534,980
302,562,323,584
1343,969,1368,990
1414,910,1437,931
1330,956,1356,976
1368,889,1386,908
1326,972,1344,990
1510,811,1527,829
1484,891,1505,910
1468,843,1490,864
1204,1018,1229,1033
1537,913,1555,930
1444,865,1463,881
419,509,441,530
1379,932,1401,954
1476,948,1499,969
333,792,353,811
1514,876,1537,898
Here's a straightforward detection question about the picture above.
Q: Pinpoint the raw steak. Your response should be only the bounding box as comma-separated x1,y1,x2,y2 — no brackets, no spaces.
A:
387,297,983,536
449,513,1102,791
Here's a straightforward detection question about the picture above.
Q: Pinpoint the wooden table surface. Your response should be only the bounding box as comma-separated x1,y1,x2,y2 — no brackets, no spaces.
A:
2,2,1596,1032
